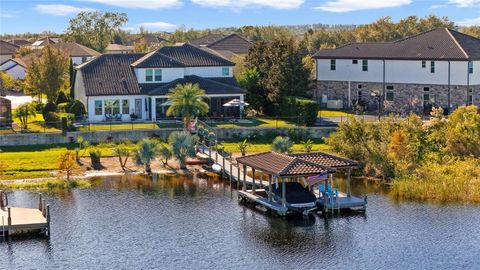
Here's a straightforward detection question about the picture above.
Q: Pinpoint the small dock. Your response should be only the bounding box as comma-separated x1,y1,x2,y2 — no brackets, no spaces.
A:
0,191,51,240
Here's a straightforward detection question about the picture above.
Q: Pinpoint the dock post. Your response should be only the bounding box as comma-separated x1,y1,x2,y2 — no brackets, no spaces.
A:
42,199,46,217
347,169,352,197
229,154,233,197
252,168,256,194
259,172,263,189
208,140,212,161
46,205,51,238
215,152,218,164
222,154,225,179
7,207,11,228
243,165,247,191
38,194,43,211
268,175,272,202
281,179,286,208
237,164,240,190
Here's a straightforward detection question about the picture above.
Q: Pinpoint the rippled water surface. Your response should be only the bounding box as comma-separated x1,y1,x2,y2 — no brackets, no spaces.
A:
2,174,480,270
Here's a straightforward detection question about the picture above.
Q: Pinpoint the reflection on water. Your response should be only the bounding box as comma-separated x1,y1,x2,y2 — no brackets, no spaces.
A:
2,174,480,269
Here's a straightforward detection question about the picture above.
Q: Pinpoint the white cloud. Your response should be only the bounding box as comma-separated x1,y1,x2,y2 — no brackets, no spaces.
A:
315,0,411,12
138,22,177,30
448,0,480,7
191,0,305,10
0,13,17,18
35,4,95,16
83,0,182,9
457,17,480,26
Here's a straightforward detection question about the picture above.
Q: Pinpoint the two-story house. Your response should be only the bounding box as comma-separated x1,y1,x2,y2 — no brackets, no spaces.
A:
73,43,246,122
313,28,480,113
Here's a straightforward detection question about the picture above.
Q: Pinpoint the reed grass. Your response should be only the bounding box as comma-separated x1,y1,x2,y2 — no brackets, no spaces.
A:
0,179,91,190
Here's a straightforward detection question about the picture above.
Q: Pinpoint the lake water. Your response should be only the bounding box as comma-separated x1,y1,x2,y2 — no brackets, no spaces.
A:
2,174,480,270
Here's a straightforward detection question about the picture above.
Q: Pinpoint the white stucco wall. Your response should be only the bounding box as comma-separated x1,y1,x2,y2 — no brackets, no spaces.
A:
184,66,233,78
72,56,94,66
135,68,185,83
87,95,149,122
316,59,479,86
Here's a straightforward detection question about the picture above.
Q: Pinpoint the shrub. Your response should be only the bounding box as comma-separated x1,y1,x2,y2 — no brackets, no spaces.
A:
280,96,320,126
272,136,293,153
57,150,80,181
57,102,69,112
135,139,159,173
42,102,58,119
287,128,311,143
15,103,36,129
89,148,102,170
56,91,69,105
169,131,198,169
31,101,45,112
67,100,86,117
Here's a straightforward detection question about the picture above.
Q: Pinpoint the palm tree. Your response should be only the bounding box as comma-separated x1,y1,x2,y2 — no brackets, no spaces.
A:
272,136,293,153
169,131,197,169
15,103,36,129
135,139,159,173
166,83,209,131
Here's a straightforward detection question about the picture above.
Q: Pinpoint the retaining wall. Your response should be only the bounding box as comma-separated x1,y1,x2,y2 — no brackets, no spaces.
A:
0,127,336,147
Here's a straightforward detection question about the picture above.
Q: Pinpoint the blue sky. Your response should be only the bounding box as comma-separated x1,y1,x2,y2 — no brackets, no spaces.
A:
0,0,479,34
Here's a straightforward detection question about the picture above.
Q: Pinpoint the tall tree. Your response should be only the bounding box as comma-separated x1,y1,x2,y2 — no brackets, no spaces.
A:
166,83,209,130
24,46,69,103
66,11,128,52
245,38,312,114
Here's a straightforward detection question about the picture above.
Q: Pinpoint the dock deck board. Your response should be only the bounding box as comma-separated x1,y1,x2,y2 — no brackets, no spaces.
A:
0,207,48,231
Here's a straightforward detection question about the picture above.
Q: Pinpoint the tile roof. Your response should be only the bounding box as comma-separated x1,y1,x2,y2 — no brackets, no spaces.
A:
206,34,253,54
236,152,334,177
105,44,134,51
146,75,246,95
78,53,145,96
0,40,18,55
52,42,101,57
189,34,226,47
313,28,480,60
131,50,185,68
158,43,234,66
288,152,358,168
8,39,31,47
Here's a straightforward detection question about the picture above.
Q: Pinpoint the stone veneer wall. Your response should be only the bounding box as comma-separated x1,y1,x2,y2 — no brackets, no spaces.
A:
315,81,479,114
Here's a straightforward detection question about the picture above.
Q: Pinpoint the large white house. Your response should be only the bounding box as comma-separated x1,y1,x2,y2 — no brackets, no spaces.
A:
73,43,246,122
313,28,480,113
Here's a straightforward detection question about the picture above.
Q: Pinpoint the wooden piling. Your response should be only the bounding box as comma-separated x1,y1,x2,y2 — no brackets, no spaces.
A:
38,194,42,211
237,164,240,190
46,205,51,238
42,199,46,217
252,168,256,194
222,154,225,179
243,165,247,191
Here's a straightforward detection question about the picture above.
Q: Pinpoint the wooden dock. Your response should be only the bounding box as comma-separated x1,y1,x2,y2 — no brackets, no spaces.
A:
0,191,50,240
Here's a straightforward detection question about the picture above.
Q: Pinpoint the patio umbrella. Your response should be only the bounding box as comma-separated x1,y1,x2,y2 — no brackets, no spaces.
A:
222,98,249,119
222,98,249,107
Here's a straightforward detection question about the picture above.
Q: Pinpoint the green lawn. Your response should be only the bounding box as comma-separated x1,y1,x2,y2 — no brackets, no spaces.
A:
0,143,126,180
222,141,330,153
317,110,353,117
207,118,297,128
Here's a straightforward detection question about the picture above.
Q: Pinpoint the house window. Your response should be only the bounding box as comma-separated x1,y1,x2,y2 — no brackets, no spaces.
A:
145,69,153,82
154,69,162,81
424,87,430,92
122,99,129,114
352,59,358,64
222,67,230,76
94,100,102,116
430,61,435,73
386,92,394,101
422,61,426,68
386,85,394,90
82,57,88,63
105,99,120,115
468,61,473,74
362,60,368,71
330,59,336,71
423,93,431,103
357,84,362,89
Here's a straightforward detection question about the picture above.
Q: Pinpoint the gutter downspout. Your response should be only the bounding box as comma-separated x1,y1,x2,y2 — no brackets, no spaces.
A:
382,59,386,113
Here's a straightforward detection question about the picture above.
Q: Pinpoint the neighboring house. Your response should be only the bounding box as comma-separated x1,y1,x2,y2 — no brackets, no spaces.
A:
0,96,13,129
8,39,31,47
31,37,59,49
74,43,246,122
313,28,480,113
52,42,101,65
0,58,26,79
0,40,18,63
126,34,168,47
189,33,253,60
105,44,135,54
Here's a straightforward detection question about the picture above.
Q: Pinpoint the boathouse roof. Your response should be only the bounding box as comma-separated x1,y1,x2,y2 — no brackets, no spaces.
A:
288,152,358,169
236,152,335,177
